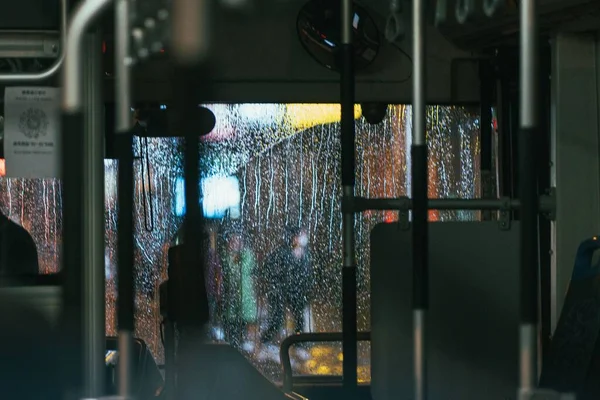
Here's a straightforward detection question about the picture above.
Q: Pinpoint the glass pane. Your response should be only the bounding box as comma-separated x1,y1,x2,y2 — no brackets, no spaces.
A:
0,177,62,274
0,103,481,386
105,137,183,357
197,104,481,383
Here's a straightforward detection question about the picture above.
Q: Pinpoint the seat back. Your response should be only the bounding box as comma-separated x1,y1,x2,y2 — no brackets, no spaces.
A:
0,291,62,399
177,343,290,400
540,237,600,399
0,274,62,327
370,221,520,400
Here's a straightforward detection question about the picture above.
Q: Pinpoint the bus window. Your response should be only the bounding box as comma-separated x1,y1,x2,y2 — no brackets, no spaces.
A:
0,103,482,385
0,176,61,275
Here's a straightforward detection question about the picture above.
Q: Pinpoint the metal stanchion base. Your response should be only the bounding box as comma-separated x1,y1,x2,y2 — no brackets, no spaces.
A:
518,389,576,400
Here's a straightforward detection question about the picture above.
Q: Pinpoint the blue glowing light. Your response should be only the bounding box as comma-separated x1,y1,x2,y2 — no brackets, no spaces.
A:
174,177,186,217
174,175,241,219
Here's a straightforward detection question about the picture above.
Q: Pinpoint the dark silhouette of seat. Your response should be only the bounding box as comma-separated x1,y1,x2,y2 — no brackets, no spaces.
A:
540,237,600,399
0,213,39,277
176,343,293,400
0,292,62,399
164,241,297,400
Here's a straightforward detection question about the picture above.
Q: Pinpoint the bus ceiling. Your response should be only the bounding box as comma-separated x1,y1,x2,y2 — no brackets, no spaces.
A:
0,1,596,103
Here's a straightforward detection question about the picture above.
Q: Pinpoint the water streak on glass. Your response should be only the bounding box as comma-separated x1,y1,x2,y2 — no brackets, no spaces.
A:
0,104,480,384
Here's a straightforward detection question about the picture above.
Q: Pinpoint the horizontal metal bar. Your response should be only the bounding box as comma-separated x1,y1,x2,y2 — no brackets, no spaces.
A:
284,392,309,400
292,375,342,383
281,331,371,393
0,0,66,82
0,31,59,58
353,196,555,213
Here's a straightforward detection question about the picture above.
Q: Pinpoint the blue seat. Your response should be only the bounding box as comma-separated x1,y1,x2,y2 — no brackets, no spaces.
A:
540,236,600,399
571,236,600,281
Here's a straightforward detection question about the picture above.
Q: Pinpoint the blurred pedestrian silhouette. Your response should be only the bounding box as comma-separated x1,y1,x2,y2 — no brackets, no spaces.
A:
220,225,257,350
260,226,312,344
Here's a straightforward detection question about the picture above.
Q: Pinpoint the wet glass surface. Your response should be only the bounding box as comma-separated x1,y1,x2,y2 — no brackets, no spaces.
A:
0,176,62,274
0,104,480,384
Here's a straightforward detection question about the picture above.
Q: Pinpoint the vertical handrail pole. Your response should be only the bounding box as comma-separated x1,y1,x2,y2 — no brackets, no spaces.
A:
115,0,135,398
480,60,494,220
340,0,358,394
116,0,132,134
82,29,106,398
61,0,114,397
518,0,539,398
412,0,428,399
171,0,212,397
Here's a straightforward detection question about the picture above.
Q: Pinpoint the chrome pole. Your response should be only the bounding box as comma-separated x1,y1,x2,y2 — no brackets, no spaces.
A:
61,0,114,397
115,0,135,398
412,0,428,399
340,0,358,394
63,0,113,112
82,29,106,398
116,0,133,133
171,0,213,397
518,0,539,398
172,0,211,64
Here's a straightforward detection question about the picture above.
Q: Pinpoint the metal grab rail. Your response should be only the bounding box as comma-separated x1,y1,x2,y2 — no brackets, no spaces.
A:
351,195,555,213
280,331,371,393
0,0,67,82
61,0,115,397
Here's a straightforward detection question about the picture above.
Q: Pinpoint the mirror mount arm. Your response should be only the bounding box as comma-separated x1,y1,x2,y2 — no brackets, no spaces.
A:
385,0,405,42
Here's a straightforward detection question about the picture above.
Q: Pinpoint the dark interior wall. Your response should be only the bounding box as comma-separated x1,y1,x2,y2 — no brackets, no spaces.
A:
0,0,480,104
116,2,481,103
0,0,60,30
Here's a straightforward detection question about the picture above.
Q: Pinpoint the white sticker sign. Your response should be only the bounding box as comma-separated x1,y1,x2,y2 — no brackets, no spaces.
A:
3,87,60,179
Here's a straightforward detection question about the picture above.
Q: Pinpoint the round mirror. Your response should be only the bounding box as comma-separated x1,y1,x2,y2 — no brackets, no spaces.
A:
297,0,380,71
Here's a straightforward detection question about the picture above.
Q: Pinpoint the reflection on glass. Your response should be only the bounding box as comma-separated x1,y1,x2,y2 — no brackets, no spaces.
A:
220,225,257,348
105,350,118,366
0,104,480,385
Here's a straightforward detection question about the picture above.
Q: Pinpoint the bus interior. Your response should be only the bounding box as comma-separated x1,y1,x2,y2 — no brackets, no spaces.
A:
0,0,598,399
